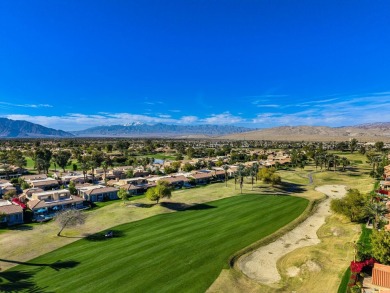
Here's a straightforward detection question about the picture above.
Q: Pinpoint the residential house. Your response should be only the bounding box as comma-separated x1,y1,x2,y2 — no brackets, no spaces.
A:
78,185,119,202
54,171,90,184
0,165,26,180
27,189,85,221
0,180,14,196
211,169,226,181
21,174,47,181
27,178,60,191
159,175,190,188
120,184,151,196
0,200,24,226
189,171,213,185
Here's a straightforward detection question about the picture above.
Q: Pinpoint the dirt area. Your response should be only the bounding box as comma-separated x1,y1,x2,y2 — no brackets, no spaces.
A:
237,185,347,285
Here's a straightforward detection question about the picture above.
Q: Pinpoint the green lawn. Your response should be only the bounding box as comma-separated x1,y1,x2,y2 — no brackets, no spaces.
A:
3,194,308,293
25,156,78,171
337,266,351,293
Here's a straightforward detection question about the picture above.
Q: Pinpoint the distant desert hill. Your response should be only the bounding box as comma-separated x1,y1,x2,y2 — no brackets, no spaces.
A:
221,124,390,142
0,118,74,138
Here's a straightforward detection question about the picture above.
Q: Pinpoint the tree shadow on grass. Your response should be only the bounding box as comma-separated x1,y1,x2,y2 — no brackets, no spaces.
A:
0,269,51,293
0,259,80,292
9,224,33,231
160,202,216,211
259,182,307,195
0,259,80,271
84,230,125,242
159,202,190,211
131,203,155,208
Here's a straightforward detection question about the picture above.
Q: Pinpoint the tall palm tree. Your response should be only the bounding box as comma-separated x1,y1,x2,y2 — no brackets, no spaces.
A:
222,164,229,187
365,202,388,230
341,157,350,171
237,164,245,194
252,162,259,183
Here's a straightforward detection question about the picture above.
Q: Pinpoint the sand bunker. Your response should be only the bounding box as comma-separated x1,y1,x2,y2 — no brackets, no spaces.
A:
237,185,347,285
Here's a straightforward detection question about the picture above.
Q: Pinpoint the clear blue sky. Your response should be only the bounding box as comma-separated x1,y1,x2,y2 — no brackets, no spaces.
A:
1,0,390,131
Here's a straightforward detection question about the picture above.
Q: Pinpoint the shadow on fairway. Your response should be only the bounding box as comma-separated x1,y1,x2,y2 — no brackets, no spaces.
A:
275,182,307,194
0,269,51,293
131,203,155,208
84,229,125,242
160,202,216,211
9,224,33,231
159,202,190,211
0,259,80,271
0,259,80,292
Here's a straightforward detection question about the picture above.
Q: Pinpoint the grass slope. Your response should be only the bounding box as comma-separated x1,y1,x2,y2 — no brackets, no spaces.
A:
4,194,307,293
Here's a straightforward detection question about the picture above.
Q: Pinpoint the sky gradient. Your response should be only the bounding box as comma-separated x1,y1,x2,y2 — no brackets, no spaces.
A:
1,0,390,131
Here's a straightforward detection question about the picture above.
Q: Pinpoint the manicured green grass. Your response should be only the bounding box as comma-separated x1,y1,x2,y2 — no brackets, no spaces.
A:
25,156,78,171
337,266,351,293
358,224,372,252
3,194,308,293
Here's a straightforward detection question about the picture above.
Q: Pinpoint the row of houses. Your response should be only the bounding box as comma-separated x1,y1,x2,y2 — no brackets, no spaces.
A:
0,155,289,226
0,167,232,225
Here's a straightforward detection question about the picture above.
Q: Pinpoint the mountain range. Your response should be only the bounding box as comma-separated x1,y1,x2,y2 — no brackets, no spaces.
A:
221,123,390,142
71,123,251,138
0,118,74,138
1,117,390,141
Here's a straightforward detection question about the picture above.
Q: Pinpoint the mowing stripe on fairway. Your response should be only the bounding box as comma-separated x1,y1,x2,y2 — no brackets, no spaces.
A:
3,194,308,293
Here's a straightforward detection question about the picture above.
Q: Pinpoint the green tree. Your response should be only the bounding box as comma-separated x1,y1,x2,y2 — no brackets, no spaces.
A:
126,170,134,178
270,173,282,186
371,230,390,264
54,150,72,172
375,141,384,153
365,202,388,230
21,181,31,190
330,189,368,222
0,151,11,179
78,157,90,183
182,163,195,172
9,150,27,170
145,181,172,204
349,138,358,153
33,148,52,174
145,187,160,203
68,181,77,195
117,188,129,203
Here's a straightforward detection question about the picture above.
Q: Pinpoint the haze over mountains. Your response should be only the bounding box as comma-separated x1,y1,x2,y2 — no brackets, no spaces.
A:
71,123,251,138
1,117,390,141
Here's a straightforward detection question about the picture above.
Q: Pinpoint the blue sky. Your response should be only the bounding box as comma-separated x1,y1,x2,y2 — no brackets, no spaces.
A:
1,0,390,131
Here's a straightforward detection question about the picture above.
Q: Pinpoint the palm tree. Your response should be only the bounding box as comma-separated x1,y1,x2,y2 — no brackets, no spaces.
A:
252,162,259,183
365,202,388,230
237,164,245,194
78,157,90,183
341,157,350,171
333,155,339,172
222,164,229,187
